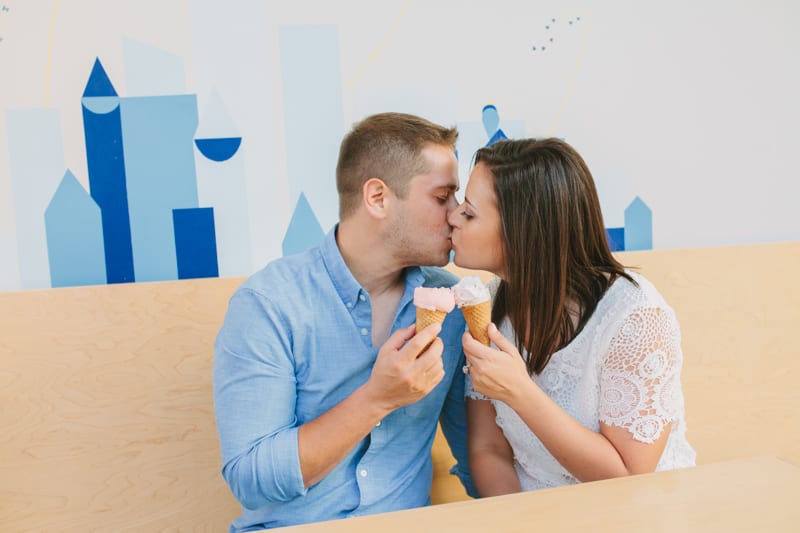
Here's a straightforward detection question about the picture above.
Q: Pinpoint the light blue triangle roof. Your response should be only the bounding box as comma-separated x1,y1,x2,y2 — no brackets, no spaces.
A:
282,193,325,256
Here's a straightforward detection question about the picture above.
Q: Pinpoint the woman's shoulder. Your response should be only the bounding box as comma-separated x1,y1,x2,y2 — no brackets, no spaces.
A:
596,271,679,332
608,270,671,309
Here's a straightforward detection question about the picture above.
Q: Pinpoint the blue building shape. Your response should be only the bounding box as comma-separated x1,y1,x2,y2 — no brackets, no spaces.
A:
45,170,107,287
624,196,653,251
82,58,136,284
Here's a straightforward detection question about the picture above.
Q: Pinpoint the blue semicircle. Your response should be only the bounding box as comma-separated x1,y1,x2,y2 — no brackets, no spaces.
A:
194,137,242,162
81,96,120,114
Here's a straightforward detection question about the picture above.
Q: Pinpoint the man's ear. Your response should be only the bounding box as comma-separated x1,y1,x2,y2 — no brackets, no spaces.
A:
363,178,390,219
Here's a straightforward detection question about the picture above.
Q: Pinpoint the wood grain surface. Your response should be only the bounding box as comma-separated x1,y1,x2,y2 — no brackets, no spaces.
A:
1,241,798,530
0,277,244,531
280,456,800,532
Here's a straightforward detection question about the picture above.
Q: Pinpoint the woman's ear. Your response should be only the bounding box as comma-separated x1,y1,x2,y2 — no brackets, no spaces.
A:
363,178,390,219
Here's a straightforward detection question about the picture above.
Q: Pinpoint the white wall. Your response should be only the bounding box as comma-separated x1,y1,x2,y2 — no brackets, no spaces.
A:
1,0,798,291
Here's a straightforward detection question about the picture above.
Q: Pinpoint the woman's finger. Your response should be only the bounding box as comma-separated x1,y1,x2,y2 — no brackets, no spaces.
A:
462,330,493,360
487,323,517,355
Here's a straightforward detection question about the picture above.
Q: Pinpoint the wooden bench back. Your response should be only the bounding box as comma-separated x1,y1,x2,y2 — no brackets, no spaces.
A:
2,241,798,526
0,277,242,530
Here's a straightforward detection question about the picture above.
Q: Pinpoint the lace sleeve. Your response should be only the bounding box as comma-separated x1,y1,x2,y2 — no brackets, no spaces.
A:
465,372,489,400
599,306,683,443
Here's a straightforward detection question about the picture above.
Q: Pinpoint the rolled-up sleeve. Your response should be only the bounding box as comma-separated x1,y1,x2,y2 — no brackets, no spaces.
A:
213,288,308,509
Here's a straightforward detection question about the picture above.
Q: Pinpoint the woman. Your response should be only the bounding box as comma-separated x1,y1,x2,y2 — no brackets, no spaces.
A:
448,138,695,496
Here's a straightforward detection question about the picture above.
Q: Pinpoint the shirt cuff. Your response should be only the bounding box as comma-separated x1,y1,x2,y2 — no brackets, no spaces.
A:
449,463,478,499
268,426,308,501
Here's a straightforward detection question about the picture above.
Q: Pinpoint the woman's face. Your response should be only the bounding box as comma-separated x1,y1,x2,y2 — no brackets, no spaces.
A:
448,162,506,278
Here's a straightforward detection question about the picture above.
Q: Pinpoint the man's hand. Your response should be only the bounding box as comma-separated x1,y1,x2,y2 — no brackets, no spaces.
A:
362,323,446,412
297,322,445,488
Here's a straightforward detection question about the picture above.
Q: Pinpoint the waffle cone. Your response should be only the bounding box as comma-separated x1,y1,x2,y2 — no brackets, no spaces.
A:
461,300,492,346
416,308,449,332
416,308,448,352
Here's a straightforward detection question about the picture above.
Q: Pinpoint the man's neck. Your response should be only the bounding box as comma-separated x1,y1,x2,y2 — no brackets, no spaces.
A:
336,218,406,297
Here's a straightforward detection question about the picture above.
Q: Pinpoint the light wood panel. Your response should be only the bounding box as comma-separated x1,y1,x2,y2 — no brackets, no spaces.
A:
1,241,798,529
0,277,244,531
279,456,800,532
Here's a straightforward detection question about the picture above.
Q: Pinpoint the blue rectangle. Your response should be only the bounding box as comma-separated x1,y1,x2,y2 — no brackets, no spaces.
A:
173,208,219,279
606,227,625,252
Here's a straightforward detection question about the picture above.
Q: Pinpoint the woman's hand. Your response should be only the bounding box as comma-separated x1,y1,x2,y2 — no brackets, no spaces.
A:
463,323,534,405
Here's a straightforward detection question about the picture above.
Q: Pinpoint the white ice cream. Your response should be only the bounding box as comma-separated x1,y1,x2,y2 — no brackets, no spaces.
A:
453,276,490,307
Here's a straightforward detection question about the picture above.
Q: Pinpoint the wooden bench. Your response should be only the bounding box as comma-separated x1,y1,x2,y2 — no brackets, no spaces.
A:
0,277,242,530
1,242,798,529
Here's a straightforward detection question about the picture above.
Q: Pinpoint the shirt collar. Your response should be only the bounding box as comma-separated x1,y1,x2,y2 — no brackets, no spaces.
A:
321,225,425,308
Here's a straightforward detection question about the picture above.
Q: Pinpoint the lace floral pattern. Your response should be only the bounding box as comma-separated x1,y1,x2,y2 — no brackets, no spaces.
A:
467,272,696,491
599,306,681,443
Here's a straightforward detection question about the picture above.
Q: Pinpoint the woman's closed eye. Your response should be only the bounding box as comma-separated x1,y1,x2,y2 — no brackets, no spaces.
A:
460,211,474,220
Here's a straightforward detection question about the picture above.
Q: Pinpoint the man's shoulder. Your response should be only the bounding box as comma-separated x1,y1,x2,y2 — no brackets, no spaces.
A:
419,265,460,288
241,247,324,295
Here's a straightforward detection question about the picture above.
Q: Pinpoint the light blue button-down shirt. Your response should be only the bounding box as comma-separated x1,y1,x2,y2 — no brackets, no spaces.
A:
214,227,475,531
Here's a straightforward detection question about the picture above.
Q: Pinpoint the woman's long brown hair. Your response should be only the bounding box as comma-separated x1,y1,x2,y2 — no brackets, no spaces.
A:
475,138,635,375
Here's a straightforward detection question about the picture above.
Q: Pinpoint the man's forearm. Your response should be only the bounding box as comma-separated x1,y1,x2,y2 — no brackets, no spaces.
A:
297,384,393,487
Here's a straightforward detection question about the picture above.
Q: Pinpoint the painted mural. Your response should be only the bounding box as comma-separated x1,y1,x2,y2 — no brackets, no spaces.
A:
1,1,798,290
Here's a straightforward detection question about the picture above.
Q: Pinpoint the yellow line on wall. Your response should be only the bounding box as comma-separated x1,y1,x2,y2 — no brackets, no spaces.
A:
45,0,59,107
546,10,591,137
344,0,412,88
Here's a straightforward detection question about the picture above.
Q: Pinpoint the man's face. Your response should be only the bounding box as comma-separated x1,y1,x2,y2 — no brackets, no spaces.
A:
387,144,459,267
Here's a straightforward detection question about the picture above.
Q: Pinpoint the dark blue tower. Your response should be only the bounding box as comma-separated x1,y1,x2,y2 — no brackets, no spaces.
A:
81,58,135,283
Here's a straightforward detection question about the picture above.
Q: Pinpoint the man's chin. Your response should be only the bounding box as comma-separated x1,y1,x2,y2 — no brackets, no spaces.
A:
421,251,450,268
420,254,448,268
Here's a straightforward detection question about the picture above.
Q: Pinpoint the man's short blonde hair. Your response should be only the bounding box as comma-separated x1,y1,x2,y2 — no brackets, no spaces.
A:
336,112,458,219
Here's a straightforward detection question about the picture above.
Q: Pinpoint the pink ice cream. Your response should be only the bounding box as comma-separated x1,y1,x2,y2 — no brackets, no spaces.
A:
413,287,456,312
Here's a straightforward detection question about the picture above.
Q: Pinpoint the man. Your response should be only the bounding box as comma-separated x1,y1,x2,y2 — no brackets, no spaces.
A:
214,112,475,531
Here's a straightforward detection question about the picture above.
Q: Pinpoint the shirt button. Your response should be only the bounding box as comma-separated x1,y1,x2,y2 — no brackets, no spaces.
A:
346,302,353,308
375,421,381,427
360,328,368,336
359,294,366,302
359,469,368,478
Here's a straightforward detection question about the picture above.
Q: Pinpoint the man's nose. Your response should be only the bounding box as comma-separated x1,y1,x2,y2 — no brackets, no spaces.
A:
447,202,460,226
446,194,460,212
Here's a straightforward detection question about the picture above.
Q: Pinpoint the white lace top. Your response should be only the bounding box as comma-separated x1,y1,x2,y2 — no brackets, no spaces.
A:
467,272,696,490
